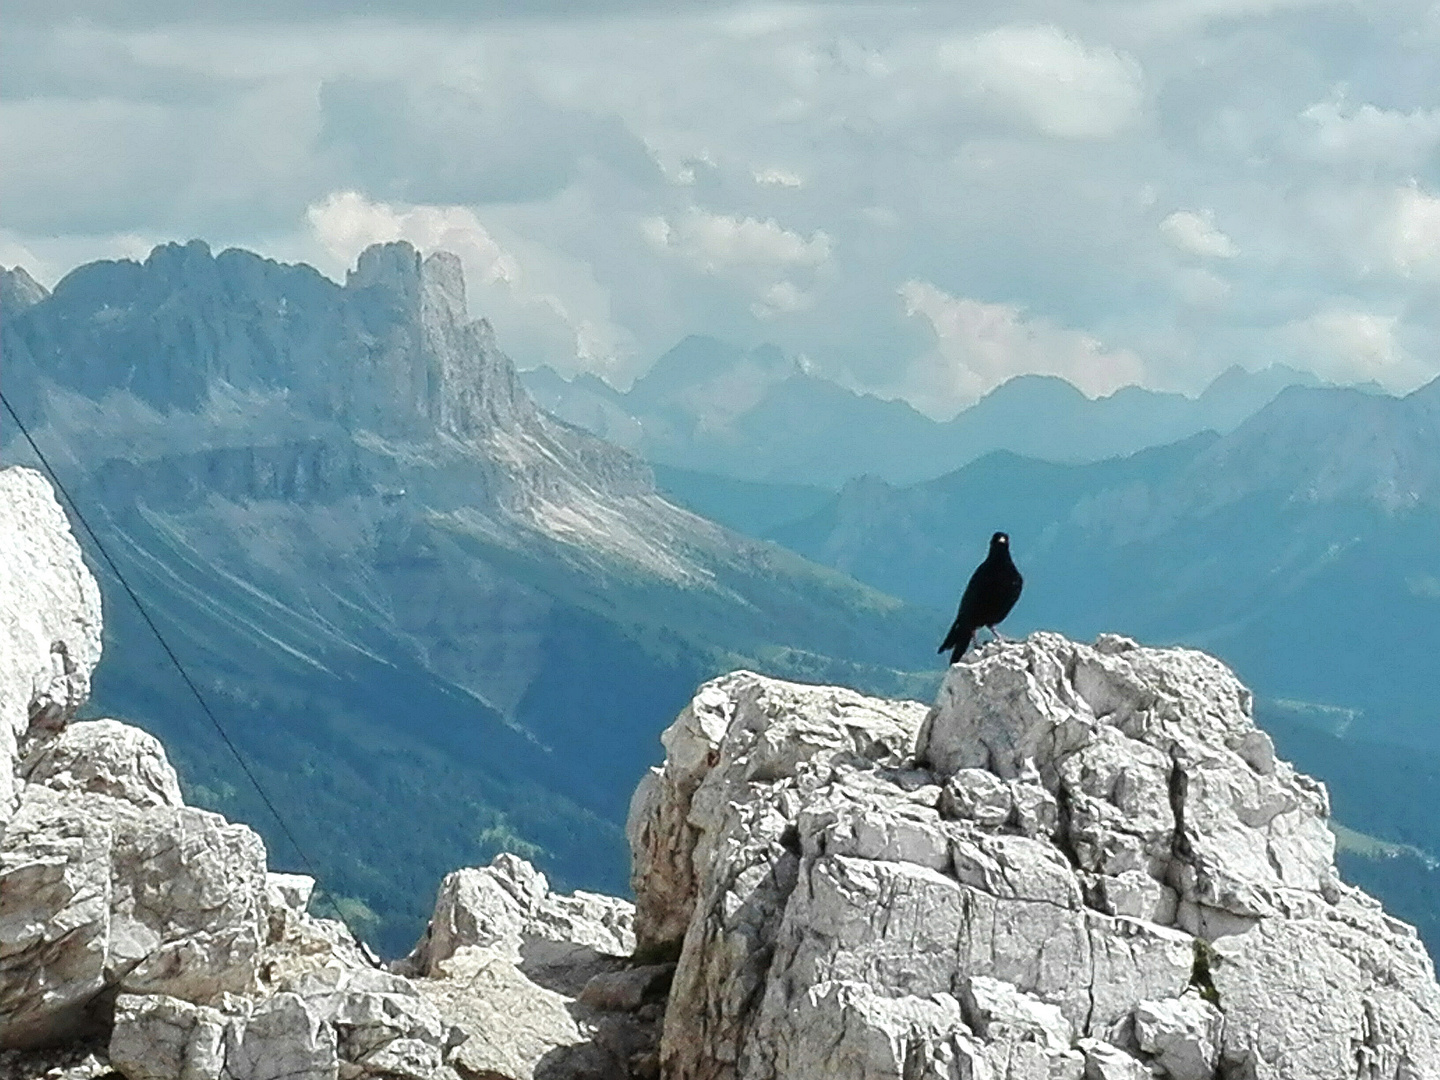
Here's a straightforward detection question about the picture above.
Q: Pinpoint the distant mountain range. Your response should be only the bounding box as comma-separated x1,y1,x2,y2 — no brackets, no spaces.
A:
752,377,1440,758
0,245,936,953
521,336,1322,487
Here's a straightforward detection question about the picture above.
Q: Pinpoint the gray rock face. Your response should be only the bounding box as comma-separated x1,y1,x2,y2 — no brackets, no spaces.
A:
628,639,1440,1080
401,853,660,1079
403,851,634,980
0,468,103,827
19,720,184,809
1,755,270,1048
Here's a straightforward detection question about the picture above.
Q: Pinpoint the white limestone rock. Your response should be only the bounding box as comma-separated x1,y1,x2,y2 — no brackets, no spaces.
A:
402,851,634,982
1079,1039,1152,1080
630,641,1440,1080
416,945,614,1080
19,720,183,810
1132,992,1222,1080
961,975,1073,1053
108,994,229,1080
0,467,103,825
285,967,445,1080
110,970,448,1080
1,784,269,1048
398,853,665,1079
766,981,978,1080
266,872,316,921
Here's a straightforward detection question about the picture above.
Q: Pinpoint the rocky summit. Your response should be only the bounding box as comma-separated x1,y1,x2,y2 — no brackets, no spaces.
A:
3,462,1439,1078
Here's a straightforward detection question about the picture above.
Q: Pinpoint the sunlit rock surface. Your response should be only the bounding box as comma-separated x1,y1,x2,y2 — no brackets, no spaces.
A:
629,642,1440,1079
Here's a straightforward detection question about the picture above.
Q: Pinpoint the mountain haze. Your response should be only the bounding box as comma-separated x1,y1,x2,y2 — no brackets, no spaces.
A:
522,335,1320,486
774,379,1440,749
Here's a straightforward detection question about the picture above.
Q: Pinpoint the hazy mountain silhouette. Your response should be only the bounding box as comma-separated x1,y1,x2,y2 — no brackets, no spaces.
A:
522,336,1320,486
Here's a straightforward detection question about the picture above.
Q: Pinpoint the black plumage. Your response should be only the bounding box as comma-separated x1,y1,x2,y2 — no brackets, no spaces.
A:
938,531,1023,664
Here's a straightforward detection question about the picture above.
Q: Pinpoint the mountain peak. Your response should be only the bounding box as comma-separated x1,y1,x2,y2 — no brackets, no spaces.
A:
0,266,49,313
421,250,467,326
347,240,423,301
973,373,1091,409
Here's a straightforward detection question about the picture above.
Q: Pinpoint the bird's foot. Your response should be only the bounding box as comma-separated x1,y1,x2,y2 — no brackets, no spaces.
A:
988,628,1011,643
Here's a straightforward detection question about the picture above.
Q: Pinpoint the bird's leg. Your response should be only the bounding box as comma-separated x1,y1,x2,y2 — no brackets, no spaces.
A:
988,626,1011,643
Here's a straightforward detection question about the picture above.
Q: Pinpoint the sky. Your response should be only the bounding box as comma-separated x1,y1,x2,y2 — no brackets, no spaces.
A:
3,0,1440,419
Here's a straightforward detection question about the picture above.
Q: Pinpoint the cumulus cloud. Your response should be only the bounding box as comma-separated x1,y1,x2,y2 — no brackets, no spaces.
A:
937,24,1145,139
642,208,831,318
1300,94,1440,169
1284,306,1432,392
1161,210,1239,259
642,208,831,272
306,190,633,374
1379,185,1440,277
753,167,804,188
308,190,519,284
751,280,812,319
897,280,1148,418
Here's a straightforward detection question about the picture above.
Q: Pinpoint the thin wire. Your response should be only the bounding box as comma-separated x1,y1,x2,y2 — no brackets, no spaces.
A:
1,388,381,967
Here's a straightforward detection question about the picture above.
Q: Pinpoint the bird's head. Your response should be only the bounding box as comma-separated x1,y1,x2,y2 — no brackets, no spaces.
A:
990,531,1010,550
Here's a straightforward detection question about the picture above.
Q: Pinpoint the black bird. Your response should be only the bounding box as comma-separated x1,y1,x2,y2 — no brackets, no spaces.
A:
938,531,1023,664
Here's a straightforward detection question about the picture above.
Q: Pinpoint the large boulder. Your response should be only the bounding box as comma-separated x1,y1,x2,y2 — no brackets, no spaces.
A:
19,720,184,810
629,639,1440,1080
1,783,269,1048
0,466,273,1049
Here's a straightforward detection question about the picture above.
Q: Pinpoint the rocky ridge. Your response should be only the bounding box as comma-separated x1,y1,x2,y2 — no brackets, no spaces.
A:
3,462,1439,1078
627,647,1440,1078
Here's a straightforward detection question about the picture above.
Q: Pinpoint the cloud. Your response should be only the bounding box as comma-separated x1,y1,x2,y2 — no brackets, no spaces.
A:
1284,305,1432,392
306,190,633,374
1171,267,1232,307
1300,93,1440,169
937,24,1145,139
753,167,804,188
642,208,831,273
4,2,1438,407
1160,210,1239,258
751,280,811,319
1379,185,1440,277
897,280,1148,418
308,190,519,285
641,208,831,322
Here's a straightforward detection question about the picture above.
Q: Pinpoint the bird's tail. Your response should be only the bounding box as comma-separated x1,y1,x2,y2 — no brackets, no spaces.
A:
939,626,974,664
949,631,973,665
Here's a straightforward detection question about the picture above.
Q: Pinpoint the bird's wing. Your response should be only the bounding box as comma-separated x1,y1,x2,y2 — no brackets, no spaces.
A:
939,564,986,652
954,564,986,624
